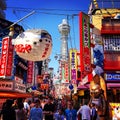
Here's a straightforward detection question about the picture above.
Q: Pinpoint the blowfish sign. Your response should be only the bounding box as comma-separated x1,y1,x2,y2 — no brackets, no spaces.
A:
13,29,52,61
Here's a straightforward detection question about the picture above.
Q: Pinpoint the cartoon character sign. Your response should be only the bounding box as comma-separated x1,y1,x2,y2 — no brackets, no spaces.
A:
12,29,52,61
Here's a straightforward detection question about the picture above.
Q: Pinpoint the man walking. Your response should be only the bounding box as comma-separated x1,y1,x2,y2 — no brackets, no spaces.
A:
77,101,91,120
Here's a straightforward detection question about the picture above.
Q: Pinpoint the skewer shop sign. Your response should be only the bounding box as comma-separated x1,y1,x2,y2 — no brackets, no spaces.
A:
0,81,13,91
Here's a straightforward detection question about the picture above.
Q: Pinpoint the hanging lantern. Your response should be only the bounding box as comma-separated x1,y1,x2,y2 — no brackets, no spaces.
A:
13,29,52,61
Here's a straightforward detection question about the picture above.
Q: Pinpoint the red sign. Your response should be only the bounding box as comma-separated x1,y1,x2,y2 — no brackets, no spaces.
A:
40,84,49,90
0,36,14,77
27,61,34,83
14,44,32,53
79,12,92,80
37,75,43,84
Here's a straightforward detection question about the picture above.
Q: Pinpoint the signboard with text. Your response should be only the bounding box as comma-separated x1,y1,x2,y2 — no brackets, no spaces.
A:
69,49,77,84
14,82,26,93
79,12,92,83
105,73,120,81
27,61,34,83
0,81,13,91
0,36,14,78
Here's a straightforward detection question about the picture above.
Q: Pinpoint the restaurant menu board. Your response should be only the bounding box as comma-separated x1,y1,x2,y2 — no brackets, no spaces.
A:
110,103,120,120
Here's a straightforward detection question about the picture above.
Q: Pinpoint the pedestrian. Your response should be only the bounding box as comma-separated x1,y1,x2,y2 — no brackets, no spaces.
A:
15,102,27,120
54,108,65,120
77,101,91,120
77,103,83,120
12,99,18,110
23,98,30,115
91,103,97,120
64,101,77,120
1,99,16,120
29,99,43,120
43,96,55,120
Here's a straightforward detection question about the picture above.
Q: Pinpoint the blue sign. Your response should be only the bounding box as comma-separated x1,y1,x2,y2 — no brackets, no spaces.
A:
69,84,74,90
105,73,120,80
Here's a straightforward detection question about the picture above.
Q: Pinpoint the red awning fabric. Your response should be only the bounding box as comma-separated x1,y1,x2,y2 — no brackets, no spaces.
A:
0,91,32,98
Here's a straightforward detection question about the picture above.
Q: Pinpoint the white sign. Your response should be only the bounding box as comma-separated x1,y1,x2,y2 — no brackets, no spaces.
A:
14,76,23,84
15,83,26,93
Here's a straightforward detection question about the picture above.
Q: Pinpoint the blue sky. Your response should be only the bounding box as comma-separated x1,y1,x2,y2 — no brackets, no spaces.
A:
5,0,91,73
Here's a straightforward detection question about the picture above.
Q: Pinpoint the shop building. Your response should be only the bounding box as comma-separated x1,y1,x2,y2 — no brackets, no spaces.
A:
88,1,120,102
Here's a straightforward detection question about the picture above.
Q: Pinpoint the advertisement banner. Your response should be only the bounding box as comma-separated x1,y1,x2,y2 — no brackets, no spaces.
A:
105,73,120,81
37,75,43,84
79,12,92,82
0,81,13,91
40,83,49,90
14,82,26,93
64,62,69,83
27,61,34,83
0,36,14,78
110,103,120,120
59,61,69,83
69,49,77,84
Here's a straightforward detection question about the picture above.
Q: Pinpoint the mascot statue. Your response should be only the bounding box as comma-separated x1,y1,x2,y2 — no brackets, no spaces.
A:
89,74,112,120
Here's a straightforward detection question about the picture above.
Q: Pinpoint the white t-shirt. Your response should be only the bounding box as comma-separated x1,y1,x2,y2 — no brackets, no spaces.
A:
24,102,30,110
77,105,91,120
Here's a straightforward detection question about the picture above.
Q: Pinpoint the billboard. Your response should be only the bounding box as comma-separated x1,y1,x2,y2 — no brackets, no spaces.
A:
27,61,34,83
79,12,92,82
0,36,14,78
69,49,77,84
59,61,69,83
105,73,120,81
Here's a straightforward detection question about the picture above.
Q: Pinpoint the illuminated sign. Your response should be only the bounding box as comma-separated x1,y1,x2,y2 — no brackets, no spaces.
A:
0,81,13,91
79,12,91,80
0,36,14,78
40,83,49,90
105,73,120,80
14,82,26,93
14,76,23,84
64,62,69,83
37,75,43,84
27,61,34,83
69,49,77,84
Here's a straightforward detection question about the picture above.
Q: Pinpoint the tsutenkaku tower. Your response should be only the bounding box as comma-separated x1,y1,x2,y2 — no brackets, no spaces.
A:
58,19,70,61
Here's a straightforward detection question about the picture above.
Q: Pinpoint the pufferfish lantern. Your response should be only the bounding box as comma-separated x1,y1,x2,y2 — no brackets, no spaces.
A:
13,29,52,61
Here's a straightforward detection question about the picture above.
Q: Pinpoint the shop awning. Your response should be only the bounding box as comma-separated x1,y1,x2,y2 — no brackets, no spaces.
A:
77,82,120,90
0,91,32,98
107,83,120,88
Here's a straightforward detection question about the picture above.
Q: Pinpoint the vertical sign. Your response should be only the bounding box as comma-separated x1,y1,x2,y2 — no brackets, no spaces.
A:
69,49,77,84
64,62,69,83
59,61,69,83
61,62,65,82
27,61,34,83
58,61,62,80
0,36,14,78
79,12,92,81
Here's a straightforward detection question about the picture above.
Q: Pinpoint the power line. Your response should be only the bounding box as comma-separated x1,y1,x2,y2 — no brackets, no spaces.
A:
6,7,88,17
7,7,87,12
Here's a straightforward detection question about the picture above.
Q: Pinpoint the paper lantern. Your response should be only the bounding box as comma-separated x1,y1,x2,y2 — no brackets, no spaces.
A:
13,29,52,61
